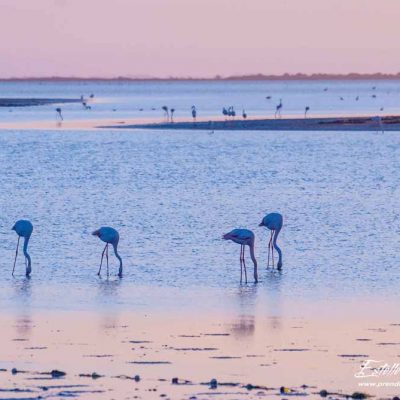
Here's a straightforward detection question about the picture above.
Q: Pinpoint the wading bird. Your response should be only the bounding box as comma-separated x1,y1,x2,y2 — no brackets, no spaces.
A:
162,106,169,121
259,213,283,270
56,107,63,121
191,105,197,122
170,108,175,122
92,227,123,278
275,99,282,118
223,229,258,283
222,107,228,119
12,220,33,277
242,109,247,119
304,106,310,118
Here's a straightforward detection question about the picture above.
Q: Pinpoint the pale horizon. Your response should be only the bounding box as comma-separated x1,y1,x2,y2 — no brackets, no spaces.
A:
1,0,400,78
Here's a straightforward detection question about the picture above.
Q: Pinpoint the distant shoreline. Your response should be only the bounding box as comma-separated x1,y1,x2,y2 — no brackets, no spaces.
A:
102,115,397,132
2,73,400,82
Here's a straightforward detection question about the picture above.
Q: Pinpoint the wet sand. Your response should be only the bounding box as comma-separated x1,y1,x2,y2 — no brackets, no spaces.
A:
1,310,400,399
0,114,397,132
0,98,81,107
103,115,400,131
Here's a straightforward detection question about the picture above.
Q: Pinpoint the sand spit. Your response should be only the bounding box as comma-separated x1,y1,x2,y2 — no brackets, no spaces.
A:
103,115,400,131
0,98,81,107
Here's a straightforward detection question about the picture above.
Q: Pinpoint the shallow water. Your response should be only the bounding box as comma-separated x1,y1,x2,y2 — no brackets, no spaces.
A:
0,80,398,124
1,126,400,313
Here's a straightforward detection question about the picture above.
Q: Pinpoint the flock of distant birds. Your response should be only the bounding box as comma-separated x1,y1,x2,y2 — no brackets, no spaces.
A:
54,85,385,124
11,213,283,284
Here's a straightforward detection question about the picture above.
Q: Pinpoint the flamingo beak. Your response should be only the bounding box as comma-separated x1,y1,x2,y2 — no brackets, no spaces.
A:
258,222,264,227
92,230,99,236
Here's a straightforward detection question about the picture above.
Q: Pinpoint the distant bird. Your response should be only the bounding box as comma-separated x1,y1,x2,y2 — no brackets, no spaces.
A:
56,107,63,121
266,96,272,100
12,220,33,277
304,106,310,118
242,109,247,119
82,102,91,110
227,106,236,119
259,213,283,270
355,96,359,101
380,107,384,111
323,88,328,92
372,86,376,90
275,99,282,118
139,108,144,111
222,107,228,119
372,94,377,98
162,106,169,121
223,229,258,283
340,97,344,101
89,94,95,98
372,115,384,134
92,227,123,278
191,105,197,122
170,108,175,122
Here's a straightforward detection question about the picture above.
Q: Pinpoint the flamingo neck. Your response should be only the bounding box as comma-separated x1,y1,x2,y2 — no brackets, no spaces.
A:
272,228,282,266
23,236,31,273
249,243,258,283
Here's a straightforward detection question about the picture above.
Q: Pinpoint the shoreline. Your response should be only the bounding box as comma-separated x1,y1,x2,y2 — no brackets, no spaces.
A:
102,115,398,131
2,310,398,399
0,98,81,107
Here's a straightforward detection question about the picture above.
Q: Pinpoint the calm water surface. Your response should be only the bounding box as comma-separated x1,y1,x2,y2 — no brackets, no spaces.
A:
0,81,399,315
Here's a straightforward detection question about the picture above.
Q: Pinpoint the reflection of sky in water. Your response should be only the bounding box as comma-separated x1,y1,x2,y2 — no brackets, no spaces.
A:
0,82,399,317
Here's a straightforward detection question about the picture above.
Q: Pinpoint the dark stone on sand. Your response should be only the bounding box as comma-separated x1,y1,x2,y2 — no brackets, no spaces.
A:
319,389,328,397
134,375,141,382
51,369,66,378
210,378,218,389
352,392,367,399
172,377,179,384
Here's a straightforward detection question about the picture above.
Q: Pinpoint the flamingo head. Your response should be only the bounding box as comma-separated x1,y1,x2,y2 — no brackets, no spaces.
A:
258,220,265,227
92,229,100,237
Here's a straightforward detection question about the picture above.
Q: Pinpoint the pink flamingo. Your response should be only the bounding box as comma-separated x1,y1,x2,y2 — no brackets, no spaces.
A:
92,227,123,277
223,229,258,283
259,213,283,269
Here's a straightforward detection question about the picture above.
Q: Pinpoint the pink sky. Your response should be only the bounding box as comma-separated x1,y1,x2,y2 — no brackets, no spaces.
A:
1,0,399,78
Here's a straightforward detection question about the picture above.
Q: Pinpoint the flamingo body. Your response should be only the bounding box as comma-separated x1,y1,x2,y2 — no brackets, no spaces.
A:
223,229,258,283
12,220,33,276
259,213,283,269
92,227,123,277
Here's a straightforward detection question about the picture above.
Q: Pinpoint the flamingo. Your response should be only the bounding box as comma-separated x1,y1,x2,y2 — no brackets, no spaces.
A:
258,213,283,270
222,107,228,119
162,106,169,121
191,105,197,122
56,107,63,121
92,227,123,277
242,109,247,119
304,106,310,118
223,229,258,283
12,220,33,277
275,99,282,118
170,108,175,122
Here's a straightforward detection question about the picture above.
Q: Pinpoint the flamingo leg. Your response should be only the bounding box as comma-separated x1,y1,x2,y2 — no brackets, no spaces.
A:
106,244,109,277
12,236,20,276
98,244,107,276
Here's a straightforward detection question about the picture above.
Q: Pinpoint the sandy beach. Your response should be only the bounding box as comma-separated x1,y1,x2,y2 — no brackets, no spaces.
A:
2,306,400,400
103,115,398,132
